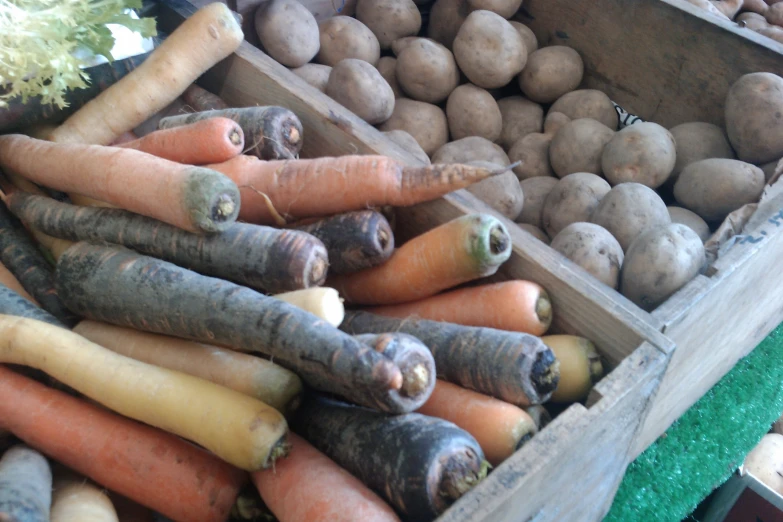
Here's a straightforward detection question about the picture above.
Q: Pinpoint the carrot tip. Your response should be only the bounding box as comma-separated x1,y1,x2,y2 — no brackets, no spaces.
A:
535,293,553,329
439,455,490,502
401,363,430,398
489,225,510,255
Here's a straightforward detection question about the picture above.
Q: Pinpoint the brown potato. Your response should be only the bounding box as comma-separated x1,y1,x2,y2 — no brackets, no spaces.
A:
517,176,558,228
446,84,503,142
327,59,395,124
620,224,706,311
673,158,766,222
541,173,611,238
356,0,422,49
549,118,615,178
453,10,527,89
510,21,538,53
376,57,403,98
667,206,711,242
549,89,618,130
465,167,525,219
725,72,783,164
508,133,554,179
396,39,460,103
467,0,523,19
255,0,320,68
432,136,510,165
589,182,670,252
427,0,470,50
601,122,677,188
383,130,431,164
550,222,624,289
290,63,332,93
378,98,449,156
317,16,381,66
544,111,571,135
390,36,420,55
518,46,584,104
668,122,735,184
497,96,544,150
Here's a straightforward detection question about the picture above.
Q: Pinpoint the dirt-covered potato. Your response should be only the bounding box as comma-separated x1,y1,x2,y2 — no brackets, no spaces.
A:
356,0,422,49
517,223,549,243
667,206,711,242
397,38,460,103
673,158,766,222
466,0,523,19
541,173,611,238
589,183,670,252
327,59,395,124
508,133,553,180
383,130,431,164
376,57,403,98
465,166,524,219
550,222,624,289
669,122,735,184
510,21,538,53
620,224,706,311
446,84,503,142
549,118,614,178
518,46,584,104
290,63,332,93
549,89,619,130
255,0,320,68
497,96,544,150
427,0,470,50
453,10,527,89
317,16,381,66
601,122,677,188
379,98,448,156
725,72,783,164
517,176,558,228
432,136,510,166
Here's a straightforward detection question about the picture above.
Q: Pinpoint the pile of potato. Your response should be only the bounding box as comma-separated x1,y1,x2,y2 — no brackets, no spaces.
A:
684,0,783,44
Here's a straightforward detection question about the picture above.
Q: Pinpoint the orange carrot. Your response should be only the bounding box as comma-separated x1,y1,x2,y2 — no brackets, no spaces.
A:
329,214,512,305
252,433,401,522
368,281,552,336
416,380,537,466
206,154,507,224
0,263,37,306
118,117,245,165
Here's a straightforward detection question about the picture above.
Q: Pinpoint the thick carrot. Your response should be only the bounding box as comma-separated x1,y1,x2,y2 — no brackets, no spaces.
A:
0,283,65,327
73,320,304,414
6,191,328,293
293,395,489,522
367,281,553,335
0,366,246,522
49,3,244,146
252,432,401,522
291,210,395,275
0,444,52,522
330,214,512,305
51,472,120,522
0,262,37,305
416,380,537,466
274,287,345,326
159,107,304,160
182,84,230,112
206,155,508,224
542,335,604,403
341,310,560,406
0,314,289,471
117,117,245,165
0,135,241,234
54,242,415,414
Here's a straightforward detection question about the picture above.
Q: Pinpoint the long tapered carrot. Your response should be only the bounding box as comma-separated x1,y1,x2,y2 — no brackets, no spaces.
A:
0,444,52,522
182,84,230,112
0,366,247,522
0,262,37,305
252,432,401,522
367,281,553,336
0,314,289,471
206,155,509,224
54,242,417,414
330,214,512,305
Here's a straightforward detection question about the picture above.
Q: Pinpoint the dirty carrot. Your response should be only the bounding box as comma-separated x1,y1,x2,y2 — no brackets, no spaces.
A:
252,432,402,522
182,84,230,112
6,191,328,293
0,262,37,305
0,314,289,471
0,366,247,522
74,320,304,414
330,214,512,305
0,284,65,328
51,471,119,522
273,287,345,327
542,335,604,403
367,281,553,336
341,310,560,406
0,444,52,522
54,242,412,414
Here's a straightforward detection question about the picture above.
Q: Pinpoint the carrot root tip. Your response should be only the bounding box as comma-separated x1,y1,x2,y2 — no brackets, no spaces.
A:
266,436,292,468
489,225,510,255
401,363,430,398
308,256,329,287
377,227,391,251
214,194,237,221
229,129,243,146
439,454,490,503
536,294,553,329
531,351,561,400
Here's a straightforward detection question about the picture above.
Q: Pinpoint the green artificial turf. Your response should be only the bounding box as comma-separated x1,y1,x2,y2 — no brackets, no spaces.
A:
604,322,783,522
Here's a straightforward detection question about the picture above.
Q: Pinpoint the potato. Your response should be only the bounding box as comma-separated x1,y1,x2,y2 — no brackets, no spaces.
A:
541,173,611,238
589,183,670,252
550,222,624,289
290,63,332,93
518,46,584,104
668,122,735,184
453,10,528,89
396,38,460,103
743,434,783,496
549,118,615,178
326,59,395,124
725,72,783,164
376,57,403,98
620,224,706,311
673,158,766,222
601,122,677,188
356,0,422,49
508,133,554,180
510,21,538,53
383,130,431,165
465,167,525,219
427,0,470,50
317,16,381,66
390,36,420,56
497,96,544,150
446,84,503,142
432,136,510,166
255,0,320,68
549,89,618,130
517,176,558,229
544,111,571,135
466,0,523,19
667,206,711,242
379,99,449,156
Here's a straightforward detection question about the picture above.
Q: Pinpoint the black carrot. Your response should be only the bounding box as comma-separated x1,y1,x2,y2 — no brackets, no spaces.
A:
0,284,65,328
182,84,230,112
0,445,52,522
